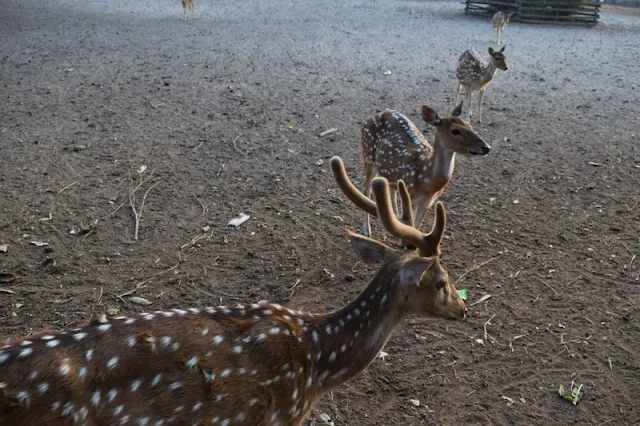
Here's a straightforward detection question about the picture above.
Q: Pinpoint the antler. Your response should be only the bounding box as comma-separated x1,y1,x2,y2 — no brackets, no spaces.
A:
371,177,445,258
331,156,414,223
331,156,442,256
330,156,377,216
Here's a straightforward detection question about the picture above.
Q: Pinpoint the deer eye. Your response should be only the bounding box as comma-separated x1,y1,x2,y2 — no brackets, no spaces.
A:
436,281,447,291
451,128,461,136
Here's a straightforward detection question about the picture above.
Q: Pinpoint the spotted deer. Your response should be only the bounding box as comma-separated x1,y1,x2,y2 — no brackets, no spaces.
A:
455,46,508,123
0,177,467,426
492,11,513,45
359,103,490,238
182,0,195,20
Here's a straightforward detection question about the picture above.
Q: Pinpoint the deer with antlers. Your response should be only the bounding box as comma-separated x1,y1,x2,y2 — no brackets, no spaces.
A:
0,171,466,425
455,46,508,123
359,103,490,238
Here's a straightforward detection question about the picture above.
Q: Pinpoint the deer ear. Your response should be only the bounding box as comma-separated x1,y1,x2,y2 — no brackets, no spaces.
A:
488,47,495,55
398,257,432,287
500,45,506,52
347,231,391,265
451,101,463,117
421,105,440,126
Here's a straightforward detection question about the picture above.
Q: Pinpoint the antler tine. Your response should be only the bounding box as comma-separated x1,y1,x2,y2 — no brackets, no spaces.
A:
371,177,445,257
397,180,414,228
330,156,378,217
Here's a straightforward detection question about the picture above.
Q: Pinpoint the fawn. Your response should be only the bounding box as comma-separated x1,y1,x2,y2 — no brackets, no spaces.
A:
0,175,466,426
182,0,195,20
455,46,508,123
358,103,490,238
492,11,513,45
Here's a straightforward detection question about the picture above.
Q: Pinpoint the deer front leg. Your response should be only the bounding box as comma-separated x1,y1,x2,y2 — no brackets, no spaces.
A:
413,197,433,232
454,84,462,106
478,87,486,123
466,88,473,122
362,168,375,238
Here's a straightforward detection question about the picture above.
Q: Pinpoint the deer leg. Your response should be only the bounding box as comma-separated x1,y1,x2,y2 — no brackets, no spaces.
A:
362,165,375,238
413,198,431,232
454,84,462,106
478,87,486,123
466,89,472,122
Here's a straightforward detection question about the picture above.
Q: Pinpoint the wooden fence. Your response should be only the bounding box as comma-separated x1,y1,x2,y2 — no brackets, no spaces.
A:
463,0,601,26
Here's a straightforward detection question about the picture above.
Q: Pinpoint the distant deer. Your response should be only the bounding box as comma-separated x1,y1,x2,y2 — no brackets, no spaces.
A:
0,177,466,426
492,11,513,45
357,103,490,238
182,0,196,20
455,46,508,123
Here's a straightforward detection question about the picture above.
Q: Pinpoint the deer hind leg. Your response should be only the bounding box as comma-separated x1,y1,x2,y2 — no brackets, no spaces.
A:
466,87,473,122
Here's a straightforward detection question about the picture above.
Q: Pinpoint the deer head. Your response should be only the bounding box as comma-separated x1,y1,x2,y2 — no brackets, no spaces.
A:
346,176,467,321
488,46,508,71
421,103,491,156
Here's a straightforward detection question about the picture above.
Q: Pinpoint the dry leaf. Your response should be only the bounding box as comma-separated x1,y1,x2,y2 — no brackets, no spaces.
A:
129,296,152,306
410,399,420,407
0,288,15,294
0,244,8,253
107,307,120,316
30,241,49,247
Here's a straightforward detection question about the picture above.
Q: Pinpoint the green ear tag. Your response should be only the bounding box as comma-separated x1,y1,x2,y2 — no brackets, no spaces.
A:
457,289,468,301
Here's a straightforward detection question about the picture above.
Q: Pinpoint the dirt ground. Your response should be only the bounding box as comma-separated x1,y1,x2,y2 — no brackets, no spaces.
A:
1,0,639,424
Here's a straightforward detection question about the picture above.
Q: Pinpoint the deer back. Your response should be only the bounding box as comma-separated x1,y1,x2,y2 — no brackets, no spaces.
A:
0,306,322,426
361,109,433,193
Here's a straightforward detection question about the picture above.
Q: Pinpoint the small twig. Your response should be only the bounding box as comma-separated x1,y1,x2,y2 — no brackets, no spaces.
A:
483,314,496,342
103,200,127,219
58,181,78,194
129,171,161,241
536,277,558,298
232,134,246,156
607,357,613,370
599,416,626,426
620,241,634,256
289,279,301,301
193,193,207,216
508,334,526,352
456,257,496,284
119,263,180,300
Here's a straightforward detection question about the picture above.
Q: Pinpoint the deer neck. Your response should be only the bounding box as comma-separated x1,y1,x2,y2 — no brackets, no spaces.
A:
481,60,498,86
429,132,456,190
309,271,406,392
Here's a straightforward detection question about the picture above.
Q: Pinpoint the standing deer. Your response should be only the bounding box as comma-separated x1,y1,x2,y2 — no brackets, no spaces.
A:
492,11,513,45
358,103,490,238
182,0,196,20
0,177,466,426
455,46,508,123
